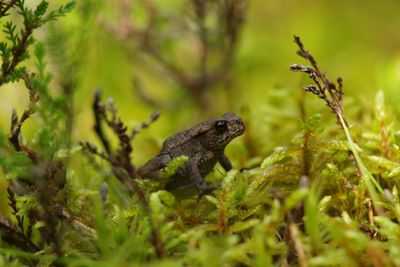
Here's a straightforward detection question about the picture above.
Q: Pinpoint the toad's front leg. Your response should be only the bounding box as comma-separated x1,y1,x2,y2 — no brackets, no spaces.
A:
219,154,233,171
184,160,217,196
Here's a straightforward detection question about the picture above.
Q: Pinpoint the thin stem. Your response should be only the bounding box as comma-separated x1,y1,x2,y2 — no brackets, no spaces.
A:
337,112,384,213
289,223,308,267
0,0,17,18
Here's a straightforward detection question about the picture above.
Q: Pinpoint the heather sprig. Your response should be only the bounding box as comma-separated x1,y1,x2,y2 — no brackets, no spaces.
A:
1,3,400,267
82,89,164,258
290,36,345,125
290,35,384,212
0,0,76,263
83,89,160,184
0,0,75,85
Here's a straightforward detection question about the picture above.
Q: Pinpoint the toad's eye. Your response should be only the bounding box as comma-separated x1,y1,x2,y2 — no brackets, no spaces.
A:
215,121,228,133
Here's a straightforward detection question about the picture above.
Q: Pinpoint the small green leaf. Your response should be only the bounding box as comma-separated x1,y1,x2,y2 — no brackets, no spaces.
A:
387,166,400,178
228,219,260,234
393,186,399,203
221,169,239,187
34,42,46,62
260,146,300,169
44,1,76,22
238,205,262,220
394,131,400,147
205,195,219,207
318,195,332,212
375,90,386,120
322,140,362,152
308,249,348,266
158,155,188,179
158,190,176,207
34,1,49,17
366,155,397,170
375,216,400,238
3,152,32,179
55,145,82,159
15,195,38,217
303,113,323,133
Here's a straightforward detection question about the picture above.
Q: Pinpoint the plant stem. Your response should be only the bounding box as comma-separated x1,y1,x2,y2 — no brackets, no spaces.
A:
337,112,383,212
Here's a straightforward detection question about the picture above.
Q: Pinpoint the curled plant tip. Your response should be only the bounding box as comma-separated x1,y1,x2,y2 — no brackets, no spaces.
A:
290,35,344,124
290,36,387,211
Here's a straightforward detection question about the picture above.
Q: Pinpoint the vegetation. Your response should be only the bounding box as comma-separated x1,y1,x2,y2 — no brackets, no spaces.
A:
0,0,400,266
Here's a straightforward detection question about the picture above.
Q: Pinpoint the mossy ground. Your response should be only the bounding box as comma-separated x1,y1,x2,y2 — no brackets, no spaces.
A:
1,1,400,266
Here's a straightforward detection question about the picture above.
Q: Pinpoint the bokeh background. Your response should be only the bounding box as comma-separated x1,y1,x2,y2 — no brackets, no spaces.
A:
0,0,400,168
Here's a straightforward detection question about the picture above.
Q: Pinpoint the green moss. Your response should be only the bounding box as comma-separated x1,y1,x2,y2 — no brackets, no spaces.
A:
1,1,400,266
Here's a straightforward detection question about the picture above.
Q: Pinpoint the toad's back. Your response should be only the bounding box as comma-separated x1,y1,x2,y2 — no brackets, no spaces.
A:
161,120,213,152
138,112,245,194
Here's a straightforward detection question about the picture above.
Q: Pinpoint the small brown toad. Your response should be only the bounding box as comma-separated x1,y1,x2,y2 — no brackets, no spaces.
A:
138,112,245,195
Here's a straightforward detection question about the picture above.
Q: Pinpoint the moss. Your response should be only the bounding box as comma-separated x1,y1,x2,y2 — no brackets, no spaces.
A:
1,1,400,266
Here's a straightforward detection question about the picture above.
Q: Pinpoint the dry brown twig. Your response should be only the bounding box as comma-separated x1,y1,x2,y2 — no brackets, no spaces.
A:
82,89,164,257
0,0,17,18
87,89,160,180
290,36,345,125
290,35,384,217
290,35,362,176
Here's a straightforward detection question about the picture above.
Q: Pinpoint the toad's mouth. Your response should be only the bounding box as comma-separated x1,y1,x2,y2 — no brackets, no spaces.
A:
233,126,245,138
232,118,245,137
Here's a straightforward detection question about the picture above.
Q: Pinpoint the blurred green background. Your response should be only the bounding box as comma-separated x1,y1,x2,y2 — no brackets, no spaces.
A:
0,0,399,164
1,1,400,263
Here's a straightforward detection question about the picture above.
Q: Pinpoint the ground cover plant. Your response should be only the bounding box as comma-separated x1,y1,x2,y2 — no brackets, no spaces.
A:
0,0,400,266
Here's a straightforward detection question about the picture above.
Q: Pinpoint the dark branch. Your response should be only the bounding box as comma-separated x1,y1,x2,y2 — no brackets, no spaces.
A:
9,109,32,152
0,26,33,85
290,35,359,176
0,216,39,253
290,35,345,124
0,0,17,18
93,89,111,154
7,188,25,236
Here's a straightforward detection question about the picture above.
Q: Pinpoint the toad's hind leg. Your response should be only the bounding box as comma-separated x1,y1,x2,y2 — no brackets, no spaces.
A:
137,153,172,179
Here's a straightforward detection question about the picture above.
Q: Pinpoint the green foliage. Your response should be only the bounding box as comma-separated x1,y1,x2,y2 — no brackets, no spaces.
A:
1,151,32,179
1,1,400,267
158,155,189,180
0,0,75,85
